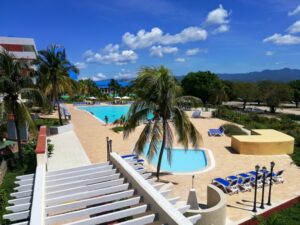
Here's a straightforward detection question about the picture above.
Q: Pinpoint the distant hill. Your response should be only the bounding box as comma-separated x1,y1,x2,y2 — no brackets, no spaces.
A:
176,68,300,82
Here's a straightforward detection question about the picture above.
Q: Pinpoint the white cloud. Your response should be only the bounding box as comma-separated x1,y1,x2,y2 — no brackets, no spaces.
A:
122,27,207,49
212,24,230,34
287,20,300,34
265,51,274,56
206,4,230,25
186,48,207,55
186,48,200,56
175,57,185,62
114,69,136,80
104,43,120,53
74,62,87,69
78,73,107,81
150,45,178,57
84,47,138,65
288,5,300,16
92,73,107,81
263,33,300,45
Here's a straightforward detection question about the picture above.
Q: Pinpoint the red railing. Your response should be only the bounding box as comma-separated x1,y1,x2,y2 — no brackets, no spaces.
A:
35,126,47,154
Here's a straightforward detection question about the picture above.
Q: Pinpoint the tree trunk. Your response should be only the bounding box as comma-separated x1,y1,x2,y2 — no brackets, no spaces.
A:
243,101,247,109
156,120,167,180
296,101,299,108
12,101,23,165
57,98,63,125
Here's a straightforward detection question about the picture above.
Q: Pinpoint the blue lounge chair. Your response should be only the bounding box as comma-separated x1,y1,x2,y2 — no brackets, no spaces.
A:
248,171,264,187
208,126,224,136
212,178,239,195
227,175,251,192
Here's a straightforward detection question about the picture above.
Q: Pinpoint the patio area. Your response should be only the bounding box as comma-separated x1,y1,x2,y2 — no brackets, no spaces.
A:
68,104,300,224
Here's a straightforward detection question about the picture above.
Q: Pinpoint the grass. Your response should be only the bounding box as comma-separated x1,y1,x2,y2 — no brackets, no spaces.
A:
0,152,36,225
258,201,300,225
34,118,68,129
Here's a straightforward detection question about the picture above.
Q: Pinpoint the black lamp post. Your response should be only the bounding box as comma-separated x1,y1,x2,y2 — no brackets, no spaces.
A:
260,166,267,209
267,161,275,206
252,165,260,213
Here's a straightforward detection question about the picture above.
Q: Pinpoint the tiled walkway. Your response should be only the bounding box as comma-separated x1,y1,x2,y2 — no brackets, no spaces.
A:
47,130,91,171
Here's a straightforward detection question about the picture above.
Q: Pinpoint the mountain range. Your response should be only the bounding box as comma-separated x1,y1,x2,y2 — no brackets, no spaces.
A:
174,68,300,82
218,68,300,82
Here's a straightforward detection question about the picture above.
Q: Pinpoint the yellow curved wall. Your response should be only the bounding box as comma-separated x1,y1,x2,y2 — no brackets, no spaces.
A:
231,129,294,155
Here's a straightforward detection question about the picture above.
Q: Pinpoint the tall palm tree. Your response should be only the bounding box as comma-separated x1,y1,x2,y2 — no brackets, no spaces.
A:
36,45,79,125
0,51,44,163
124,66,203,180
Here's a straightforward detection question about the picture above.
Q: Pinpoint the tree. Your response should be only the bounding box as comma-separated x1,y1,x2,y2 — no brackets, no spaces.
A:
124,66,202,180
232,82,259,109
0,51,44,163
289,80,300,108
109,79,121,96
77,79,100,97
181,71,226,104
36,45,78,125
259,81,292,113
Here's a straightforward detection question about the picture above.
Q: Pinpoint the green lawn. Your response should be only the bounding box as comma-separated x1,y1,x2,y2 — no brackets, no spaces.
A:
258,201,300,225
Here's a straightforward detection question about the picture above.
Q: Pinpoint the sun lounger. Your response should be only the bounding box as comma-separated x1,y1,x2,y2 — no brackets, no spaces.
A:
212,178,239,195
192,110,201,118
208,126,224,136
227,175,251,192
264,170,284,184
248,171,264,187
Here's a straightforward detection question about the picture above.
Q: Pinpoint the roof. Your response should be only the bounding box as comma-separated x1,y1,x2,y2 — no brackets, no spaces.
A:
95,80,132,88
4,152,201,225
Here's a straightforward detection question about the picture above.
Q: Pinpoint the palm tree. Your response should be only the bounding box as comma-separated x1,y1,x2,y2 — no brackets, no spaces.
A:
36,45,79,125
124,66,203,180
109,79,120,97
0,51,45,163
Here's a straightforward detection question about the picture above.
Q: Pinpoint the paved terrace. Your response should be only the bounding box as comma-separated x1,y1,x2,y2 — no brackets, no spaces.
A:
68,104,300,224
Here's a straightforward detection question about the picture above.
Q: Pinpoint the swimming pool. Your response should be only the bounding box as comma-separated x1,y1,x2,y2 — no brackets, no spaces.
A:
142,146,207,173
78,105,130,123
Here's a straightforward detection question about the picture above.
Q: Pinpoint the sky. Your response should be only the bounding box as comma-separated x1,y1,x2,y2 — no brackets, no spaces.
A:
1,0,300,80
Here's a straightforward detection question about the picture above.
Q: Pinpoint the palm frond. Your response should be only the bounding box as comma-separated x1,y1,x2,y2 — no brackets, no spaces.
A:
133,122,153,155
147,120,162,162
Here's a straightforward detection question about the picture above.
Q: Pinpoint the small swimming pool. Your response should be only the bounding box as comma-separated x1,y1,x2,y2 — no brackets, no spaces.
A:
142,146,208,173
78,105,130,123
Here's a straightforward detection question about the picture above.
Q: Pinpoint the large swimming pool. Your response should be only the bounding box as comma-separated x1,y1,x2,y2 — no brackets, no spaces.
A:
142,146,207,173
78,105,130,123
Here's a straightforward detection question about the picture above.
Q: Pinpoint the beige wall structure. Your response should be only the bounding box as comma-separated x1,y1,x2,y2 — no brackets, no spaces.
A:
187,184,226,225
231,129,294,155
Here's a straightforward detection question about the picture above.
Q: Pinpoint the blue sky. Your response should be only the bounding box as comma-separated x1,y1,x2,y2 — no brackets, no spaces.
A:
1,0,300,80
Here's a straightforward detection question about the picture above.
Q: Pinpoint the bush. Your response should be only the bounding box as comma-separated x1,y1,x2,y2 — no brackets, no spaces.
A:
34,118,68,129
111,126,125,133
223,123,248,137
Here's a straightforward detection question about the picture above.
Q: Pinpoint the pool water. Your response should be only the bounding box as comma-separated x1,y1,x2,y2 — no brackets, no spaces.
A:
142,146,207,173
79,105,130,123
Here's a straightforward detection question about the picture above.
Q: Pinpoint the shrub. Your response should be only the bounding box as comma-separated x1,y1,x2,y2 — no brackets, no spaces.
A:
223,123,248,137
111,126,124,133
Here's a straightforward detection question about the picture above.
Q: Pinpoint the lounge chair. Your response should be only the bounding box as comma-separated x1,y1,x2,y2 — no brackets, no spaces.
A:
264,170,284,184
248,171,264,187
192,110,201,118
212,178,239,195
208,126,224,136
227,175,251,192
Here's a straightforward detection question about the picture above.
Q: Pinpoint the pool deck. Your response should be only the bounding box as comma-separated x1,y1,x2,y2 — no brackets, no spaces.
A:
67,104,300,224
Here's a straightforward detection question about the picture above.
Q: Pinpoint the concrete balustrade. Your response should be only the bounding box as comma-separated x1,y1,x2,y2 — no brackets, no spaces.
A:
187,184,226,225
